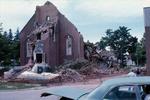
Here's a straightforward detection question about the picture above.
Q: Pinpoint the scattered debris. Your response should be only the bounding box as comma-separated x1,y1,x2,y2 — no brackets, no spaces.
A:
17,71,59,81
4,63,58,83
4,66,30,80
79,63,111,79
2,58,127,84
59,68,83,82
57,59,88,70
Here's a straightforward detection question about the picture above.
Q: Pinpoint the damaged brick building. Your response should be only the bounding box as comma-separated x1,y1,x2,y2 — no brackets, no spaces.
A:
20,1,84,66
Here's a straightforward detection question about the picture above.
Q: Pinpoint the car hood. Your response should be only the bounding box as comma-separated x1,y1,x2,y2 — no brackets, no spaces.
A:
41,86,89,100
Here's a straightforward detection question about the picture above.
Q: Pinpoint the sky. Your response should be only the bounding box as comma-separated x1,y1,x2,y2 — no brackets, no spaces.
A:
0,0,150,43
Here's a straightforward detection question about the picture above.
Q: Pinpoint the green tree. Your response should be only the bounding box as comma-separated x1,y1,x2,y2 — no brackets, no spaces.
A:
3,31,8,38
0,28,20,66
8,29,13,41
0,23,3,34
12,28,20,65
95,29,113,50
0,32,10,66
134,34,146,66
14,28,19,41
99,26,138,67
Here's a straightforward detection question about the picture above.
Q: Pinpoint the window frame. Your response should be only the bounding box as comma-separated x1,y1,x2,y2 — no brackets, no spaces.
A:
46,16,50,21
66,35,73,56
103,85,141,100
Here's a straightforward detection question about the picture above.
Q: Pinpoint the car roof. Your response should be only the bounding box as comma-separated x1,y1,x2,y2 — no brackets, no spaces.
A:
87,76,150,100
103,76,150,86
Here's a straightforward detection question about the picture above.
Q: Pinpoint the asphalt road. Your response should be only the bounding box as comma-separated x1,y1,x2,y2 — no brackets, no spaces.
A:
0,74,124,100
0,84,97,100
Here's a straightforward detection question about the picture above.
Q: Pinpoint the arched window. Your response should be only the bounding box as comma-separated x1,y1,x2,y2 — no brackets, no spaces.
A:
66,35,72,55
26,39,32,57
46,16,50,21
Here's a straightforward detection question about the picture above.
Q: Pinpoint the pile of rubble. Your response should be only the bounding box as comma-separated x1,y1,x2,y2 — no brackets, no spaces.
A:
2,59,125,84
59,68,83,82
57,59,88,70
56,60,123,82
79,64,108,78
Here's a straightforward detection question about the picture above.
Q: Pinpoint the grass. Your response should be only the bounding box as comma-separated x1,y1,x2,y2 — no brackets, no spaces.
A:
0,82,39,90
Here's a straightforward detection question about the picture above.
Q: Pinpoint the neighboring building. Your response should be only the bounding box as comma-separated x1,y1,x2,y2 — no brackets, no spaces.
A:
126,59,135,67
20,1,84,67
144,7,150,75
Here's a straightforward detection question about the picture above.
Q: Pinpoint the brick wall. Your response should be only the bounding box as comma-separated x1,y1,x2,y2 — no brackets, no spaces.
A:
20,2,84,67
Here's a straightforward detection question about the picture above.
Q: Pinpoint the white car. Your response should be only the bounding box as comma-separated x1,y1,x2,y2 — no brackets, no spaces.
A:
41,76,150,100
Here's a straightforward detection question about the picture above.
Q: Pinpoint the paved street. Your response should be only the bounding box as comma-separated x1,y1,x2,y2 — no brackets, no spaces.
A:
0,74,124,100
0,84,97,100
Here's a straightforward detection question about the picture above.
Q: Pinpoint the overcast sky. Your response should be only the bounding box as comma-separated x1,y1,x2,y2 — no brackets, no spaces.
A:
0,0,150,43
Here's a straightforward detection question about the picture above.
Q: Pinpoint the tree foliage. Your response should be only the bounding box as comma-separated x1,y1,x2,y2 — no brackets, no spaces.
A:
0,26,20,67
97,26,138,67
134,34,146,66
0,23,3,34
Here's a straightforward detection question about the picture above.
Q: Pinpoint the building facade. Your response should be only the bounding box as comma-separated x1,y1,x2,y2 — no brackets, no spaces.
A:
144,7,150,75
20,1,84,66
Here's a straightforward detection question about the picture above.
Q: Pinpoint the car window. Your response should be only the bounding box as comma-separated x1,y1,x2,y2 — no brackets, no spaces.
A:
103,85,137,100
140,84,150,100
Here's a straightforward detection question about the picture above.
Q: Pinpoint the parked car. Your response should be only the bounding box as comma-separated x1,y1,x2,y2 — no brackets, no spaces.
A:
41,76,150,100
